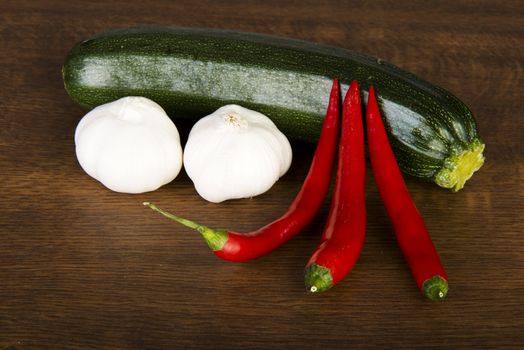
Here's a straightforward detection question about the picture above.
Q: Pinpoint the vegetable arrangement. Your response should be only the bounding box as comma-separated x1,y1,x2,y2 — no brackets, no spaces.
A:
63,27,486,300
63,26,485,191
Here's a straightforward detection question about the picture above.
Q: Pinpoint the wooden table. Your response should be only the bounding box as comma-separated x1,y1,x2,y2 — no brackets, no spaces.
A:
1,1,522,349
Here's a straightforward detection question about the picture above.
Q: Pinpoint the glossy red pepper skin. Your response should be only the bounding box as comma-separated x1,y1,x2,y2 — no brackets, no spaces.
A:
145,80,341,262
366,86,448,301
304,80,366,293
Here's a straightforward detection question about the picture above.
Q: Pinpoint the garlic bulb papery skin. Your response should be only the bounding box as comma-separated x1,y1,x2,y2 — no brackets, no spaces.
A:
183,104,292,203
75,96,183,193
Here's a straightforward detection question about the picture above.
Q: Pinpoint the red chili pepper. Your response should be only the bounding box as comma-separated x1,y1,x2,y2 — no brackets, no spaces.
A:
366,85,449,301
144,79,341,262
304,80,366,293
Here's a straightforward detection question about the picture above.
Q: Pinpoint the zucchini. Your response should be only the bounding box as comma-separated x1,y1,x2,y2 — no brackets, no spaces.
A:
62,27,485,191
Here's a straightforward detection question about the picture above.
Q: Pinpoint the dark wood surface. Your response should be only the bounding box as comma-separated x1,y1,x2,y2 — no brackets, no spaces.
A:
1,1,523,349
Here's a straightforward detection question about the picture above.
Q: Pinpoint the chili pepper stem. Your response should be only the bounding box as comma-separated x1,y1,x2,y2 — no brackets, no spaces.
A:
143,202,228,251
304,263,333,293
422,275,449,301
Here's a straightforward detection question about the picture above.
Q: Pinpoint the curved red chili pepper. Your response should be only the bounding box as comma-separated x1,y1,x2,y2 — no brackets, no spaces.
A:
304,80,366,293
144,79,341,262
366,85,448,301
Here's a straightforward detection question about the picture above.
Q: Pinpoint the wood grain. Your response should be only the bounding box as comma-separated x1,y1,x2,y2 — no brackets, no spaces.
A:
1,0,523,349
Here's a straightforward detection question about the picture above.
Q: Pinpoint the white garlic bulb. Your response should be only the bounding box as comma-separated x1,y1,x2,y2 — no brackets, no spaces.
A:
183,104,292,203
75,96,183,193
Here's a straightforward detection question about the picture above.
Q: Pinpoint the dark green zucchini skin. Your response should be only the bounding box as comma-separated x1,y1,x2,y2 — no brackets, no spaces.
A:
63,27,485,191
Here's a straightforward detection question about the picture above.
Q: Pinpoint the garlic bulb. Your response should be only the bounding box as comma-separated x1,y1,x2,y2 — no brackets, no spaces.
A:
183,104,292,203
75,96,183,193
